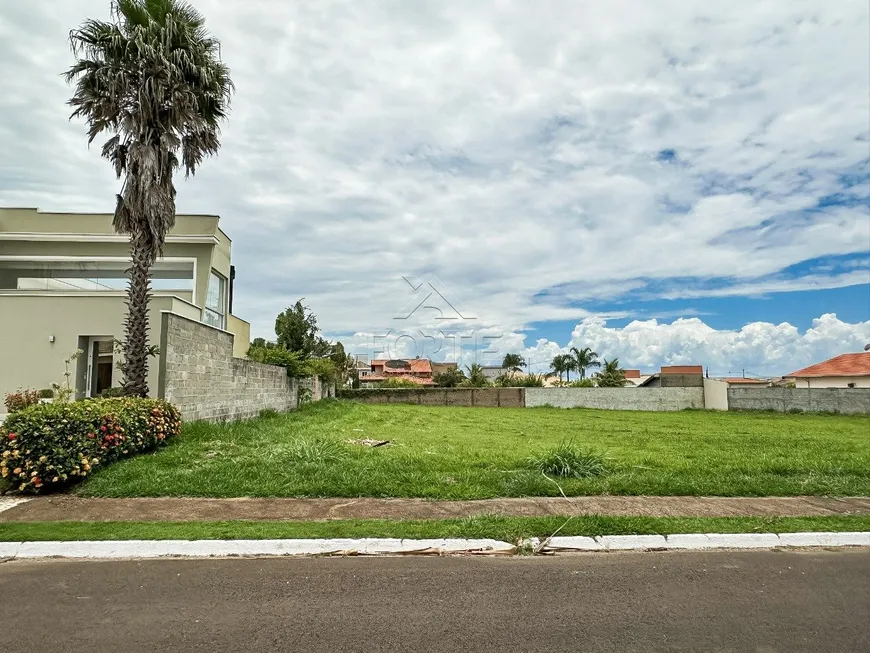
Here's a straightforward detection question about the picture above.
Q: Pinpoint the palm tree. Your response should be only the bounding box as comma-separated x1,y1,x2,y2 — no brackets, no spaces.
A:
502,353,525,373
464,363,491,387
65,0,234,396
596,358,627,387
550,353,571,382
570,346,601,381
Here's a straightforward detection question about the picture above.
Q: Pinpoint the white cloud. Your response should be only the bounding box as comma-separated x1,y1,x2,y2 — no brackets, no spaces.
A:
515,313,870,376
0,0,868,341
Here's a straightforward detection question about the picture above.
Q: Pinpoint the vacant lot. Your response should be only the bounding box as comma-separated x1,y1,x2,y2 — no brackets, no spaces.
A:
78,401,870,499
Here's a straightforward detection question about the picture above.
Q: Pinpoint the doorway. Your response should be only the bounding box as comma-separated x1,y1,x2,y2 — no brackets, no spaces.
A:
86,337,115,398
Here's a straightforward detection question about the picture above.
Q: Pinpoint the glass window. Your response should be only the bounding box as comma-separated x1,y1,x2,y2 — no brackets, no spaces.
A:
203,272,226,329
0,259,194,293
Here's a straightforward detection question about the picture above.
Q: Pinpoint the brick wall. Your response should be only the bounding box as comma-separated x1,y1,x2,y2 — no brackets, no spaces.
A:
727,387,870,415
158,312,298,422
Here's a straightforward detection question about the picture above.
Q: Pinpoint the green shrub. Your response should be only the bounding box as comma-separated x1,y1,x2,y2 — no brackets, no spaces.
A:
526,441,609,478
378,377,422,388
38,388,54,399
496,373,546,387
4,389,40,414
285,437,348,465
0,398,181,493
568,379,595,388
98,387,127,398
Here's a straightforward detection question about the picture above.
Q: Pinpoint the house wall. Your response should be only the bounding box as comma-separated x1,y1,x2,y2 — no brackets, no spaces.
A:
227,314,251,358
703,378,729,410
159,312,317,422
525,387,704,410
727,387,870,414
0,293,199,400
794,376,870,389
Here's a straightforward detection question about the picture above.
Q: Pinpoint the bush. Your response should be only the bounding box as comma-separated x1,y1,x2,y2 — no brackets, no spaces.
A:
38,388,54,399
0,398,181,493
526,441,609,478
98,387,127,398
496,373,546,387
378,377,422,389
568,379,595,388
4,389,40,414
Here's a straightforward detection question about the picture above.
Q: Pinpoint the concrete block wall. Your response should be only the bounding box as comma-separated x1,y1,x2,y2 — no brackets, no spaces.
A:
340,388,525,407
159,313,298,422
525,387,704,411
727,387,870,415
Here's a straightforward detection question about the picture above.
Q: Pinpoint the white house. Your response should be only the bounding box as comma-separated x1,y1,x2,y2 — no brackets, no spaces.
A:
786,352,870,389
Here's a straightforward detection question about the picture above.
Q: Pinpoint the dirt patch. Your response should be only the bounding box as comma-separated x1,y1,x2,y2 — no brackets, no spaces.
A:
1,496,869,523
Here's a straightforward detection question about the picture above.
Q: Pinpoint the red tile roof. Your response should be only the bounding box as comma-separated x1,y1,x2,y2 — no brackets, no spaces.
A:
623,369,641,379
660,365,703,375
723,377,769,385
787,352,870,378
361,374,435,386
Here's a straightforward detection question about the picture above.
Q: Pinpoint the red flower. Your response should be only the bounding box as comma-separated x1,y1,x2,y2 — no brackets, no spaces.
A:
7,433,16,440
87,433,95,439
100,426,107,432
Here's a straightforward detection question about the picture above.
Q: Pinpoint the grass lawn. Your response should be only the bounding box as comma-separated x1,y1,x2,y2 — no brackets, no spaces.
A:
3,516,870,543
74,400,870,499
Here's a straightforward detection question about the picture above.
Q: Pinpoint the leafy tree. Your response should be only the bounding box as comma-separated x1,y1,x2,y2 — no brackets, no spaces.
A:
275,299,320,355
65,0,233,396
596,358,628,387
550,353,573,382
502,353,525,373
570,346,601,381
434,367,466,388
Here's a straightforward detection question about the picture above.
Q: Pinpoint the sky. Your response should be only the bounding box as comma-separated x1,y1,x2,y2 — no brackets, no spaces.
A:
1,0,869,377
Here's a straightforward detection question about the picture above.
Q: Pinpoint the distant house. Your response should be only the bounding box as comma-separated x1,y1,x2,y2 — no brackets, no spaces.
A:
785,352,870,389
430,361,458,376
359,358,435,387
718,377,771,388
622,369,654,387
480,365,506,380
638,365,703,388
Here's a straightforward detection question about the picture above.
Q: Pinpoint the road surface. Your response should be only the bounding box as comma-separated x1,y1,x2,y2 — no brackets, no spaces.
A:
2,550,868,652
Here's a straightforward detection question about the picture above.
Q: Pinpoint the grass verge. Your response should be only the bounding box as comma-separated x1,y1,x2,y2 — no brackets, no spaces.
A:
2,515,869,542
76,401,870,499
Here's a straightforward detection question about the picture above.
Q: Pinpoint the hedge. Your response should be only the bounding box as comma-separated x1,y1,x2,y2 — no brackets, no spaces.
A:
1,398,180,493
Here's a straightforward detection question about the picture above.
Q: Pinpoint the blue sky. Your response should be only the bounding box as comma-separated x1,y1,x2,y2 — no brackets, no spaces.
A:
1,0,869,375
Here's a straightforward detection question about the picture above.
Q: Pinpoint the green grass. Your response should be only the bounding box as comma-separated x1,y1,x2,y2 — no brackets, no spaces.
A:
76,400,870,499
2,516,869,543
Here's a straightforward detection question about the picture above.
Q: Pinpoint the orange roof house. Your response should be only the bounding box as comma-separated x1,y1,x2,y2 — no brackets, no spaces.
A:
785,352,870,389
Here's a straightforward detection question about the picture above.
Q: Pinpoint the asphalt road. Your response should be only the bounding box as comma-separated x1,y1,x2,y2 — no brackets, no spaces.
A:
2,551,868,652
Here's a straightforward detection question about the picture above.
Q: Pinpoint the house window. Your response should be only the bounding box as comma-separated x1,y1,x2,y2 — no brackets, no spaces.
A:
847,383,856,388
203,272,226,329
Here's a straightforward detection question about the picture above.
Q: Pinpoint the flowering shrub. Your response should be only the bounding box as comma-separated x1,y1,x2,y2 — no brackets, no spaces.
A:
0,398,181,493
4,389,40,414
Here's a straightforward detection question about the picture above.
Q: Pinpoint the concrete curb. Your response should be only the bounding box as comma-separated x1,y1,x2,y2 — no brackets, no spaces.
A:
541,532,870,552
0,532,867,560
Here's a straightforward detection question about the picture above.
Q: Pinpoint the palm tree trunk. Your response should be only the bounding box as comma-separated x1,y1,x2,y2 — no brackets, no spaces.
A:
121,229,154,397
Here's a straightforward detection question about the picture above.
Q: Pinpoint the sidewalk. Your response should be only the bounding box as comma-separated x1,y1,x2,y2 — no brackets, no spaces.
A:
2,495,869,523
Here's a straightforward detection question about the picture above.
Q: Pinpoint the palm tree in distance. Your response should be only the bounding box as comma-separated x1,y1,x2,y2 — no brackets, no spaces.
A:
550,353,571,383
502,353,526,373
570,346,601,381
596,358,628,387
65,0,234,396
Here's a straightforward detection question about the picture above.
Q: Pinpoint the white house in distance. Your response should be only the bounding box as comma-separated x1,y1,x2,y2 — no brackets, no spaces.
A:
786,352,870,389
